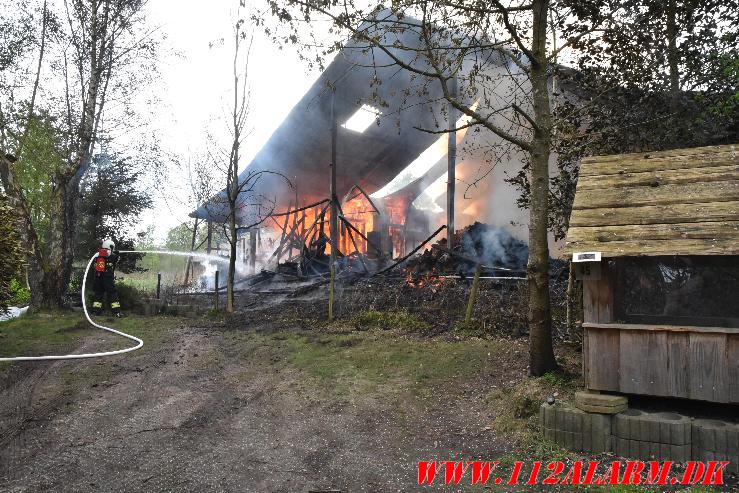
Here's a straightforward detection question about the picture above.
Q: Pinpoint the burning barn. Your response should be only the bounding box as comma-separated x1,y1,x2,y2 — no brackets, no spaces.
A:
564,144,739,404
190,14,554,272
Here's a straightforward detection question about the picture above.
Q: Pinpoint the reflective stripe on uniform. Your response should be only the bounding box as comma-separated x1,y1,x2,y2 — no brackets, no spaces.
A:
92,302,103,308
111,302,121,308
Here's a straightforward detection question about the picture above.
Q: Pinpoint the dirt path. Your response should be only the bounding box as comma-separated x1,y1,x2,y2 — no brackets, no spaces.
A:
0,322,520,492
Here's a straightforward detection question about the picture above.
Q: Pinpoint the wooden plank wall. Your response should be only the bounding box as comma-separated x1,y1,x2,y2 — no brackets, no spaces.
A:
582,261,739,403
584,326,738,403
565,144,739,257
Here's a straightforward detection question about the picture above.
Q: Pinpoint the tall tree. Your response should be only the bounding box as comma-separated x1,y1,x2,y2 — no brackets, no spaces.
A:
0,0,157,309
75,151,152,273
260,0,614,374
204,14,289,313
547,0,739,238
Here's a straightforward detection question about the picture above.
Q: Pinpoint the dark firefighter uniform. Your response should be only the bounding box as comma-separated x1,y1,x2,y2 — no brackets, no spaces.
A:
92,248,121,315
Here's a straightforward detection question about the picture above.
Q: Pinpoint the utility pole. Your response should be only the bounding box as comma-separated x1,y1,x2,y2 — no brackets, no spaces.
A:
446,75,457,246
328,89,339,321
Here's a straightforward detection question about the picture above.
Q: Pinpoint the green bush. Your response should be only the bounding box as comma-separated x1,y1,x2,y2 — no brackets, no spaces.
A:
0,198,25,313
114,283,145,312
8,278,30,306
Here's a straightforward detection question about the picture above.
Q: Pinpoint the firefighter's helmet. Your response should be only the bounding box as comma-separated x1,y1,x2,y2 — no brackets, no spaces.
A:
102,239,115,251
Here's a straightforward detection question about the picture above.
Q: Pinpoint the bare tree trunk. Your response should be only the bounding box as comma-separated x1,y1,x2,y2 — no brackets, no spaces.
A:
227,212,237,312
21,165,89,310
184,218,199,285
665,0,681,112
527,0,558,376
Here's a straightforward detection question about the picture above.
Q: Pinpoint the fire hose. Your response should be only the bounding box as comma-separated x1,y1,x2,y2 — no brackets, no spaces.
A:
0,250,216,362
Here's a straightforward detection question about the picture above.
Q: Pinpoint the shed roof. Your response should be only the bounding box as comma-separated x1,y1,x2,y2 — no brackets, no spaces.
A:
564,144,739,257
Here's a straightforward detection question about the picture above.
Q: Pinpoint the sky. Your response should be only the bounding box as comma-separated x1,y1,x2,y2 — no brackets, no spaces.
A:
138,0,328,242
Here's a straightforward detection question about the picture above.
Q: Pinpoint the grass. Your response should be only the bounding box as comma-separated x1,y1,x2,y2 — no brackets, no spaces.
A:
0,312,94,369
350,309,430,331
0,311,183,379
485,369,580,452
230,329,500,397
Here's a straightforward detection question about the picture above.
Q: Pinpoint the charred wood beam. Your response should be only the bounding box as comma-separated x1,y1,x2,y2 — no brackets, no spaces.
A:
269,198,329,218
430,243,524,273
339,215,384,257
372,225,447,277
341,185,382,216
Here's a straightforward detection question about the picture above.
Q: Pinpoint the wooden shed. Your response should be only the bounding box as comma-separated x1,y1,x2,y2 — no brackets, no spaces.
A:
564,144,739,404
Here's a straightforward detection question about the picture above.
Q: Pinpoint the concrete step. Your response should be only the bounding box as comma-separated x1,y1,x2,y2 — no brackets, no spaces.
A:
575,391,627,414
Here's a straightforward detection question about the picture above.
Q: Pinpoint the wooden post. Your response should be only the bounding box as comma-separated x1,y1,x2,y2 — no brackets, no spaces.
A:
214,270,219,311
184,218,198,286
156,272,162,300
566,261,576,338
465,263,482,323
329,89,338,321
250,228,257,273
300,210,306,244
446,75,457,246
206,220,213,254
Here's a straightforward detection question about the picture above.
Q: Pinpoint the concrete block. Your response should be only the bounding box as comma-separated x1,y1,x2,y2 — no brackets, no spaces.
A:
728,425,739,456
591,430,611,453
639,417,651,442
582,427,592,452
639,440,651,459
614,437,628,456
565,409,575,433
563,431,575,449
648,417,661,443
544,427,555,441
604,433,612,453
657,413,691,446
615,409,690,445
615,413,630,438
716,428,728,454
660,442,671,459
693,419,729,453
591,413,611,436
541,403,556,429
556,429,565,445
575,391,628,408
576,402,627,414
727,457,739,475
670,443,691,462
555,406,565,431
573,431,583,452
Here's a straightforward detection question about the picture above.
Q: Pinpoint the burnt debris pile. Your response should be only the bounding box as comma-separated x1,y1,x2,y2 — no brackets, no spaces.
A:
404,222,529,279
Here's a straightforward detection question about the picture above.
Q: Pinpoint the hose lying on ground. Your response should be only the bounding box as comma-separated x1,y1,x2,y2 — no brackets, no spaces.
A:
0,251,146,362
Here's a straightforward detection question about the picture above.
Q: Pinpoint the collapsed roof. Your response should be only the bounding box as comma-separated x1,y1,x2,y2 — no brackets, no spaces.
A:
191,16,456,224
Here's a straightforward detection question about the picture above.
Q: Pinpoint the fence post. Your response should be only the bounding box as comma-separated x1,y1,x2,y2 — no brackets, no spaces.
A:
214,270,219,311
156,272,162,300
465,263,482,323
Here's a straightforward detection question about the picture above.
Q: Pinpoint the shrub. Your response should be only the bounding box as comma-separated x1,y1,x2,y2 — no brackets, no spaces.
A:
0,198,25,313
114,283,145,312
8,278,30,306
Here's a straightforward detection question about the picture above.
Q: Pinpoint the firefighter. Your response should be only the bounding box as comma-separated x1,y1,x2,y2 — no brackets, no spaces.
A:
91,239,123,317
